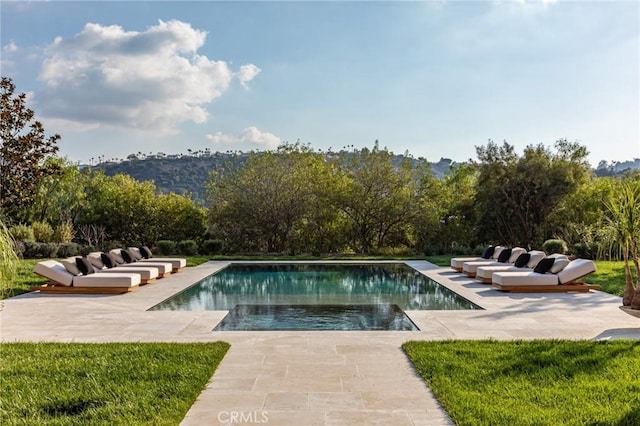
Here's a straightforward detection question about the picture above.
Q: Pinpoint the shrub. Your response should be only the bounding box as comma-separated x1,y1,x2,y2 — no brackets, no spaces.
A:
22,241,59,259
201,239,224,255
78,245,97,256
32,221,55,243
156,240,177,256
13,240,25,259
177,240,198,256
9,224,34,242
542,239,568,255
57,243,81,258
53,221,74,243
22,241,41,258
571,242,595,259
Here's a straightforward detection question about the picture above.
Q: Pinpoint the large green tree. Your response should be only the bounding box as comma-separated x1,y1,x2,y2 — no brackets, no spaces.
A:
206,143,336,254
155,193,206,242
474,139,591,248
414,162,479,254
78,172,158,245
0,77,60,223
334,143,429,254
29,158,88,226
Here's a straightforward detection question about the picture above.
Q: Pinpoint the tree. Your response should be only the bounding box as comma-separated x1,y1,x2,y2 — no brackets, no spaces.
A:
29,158,88,226
0,77,60,223
333,143,428,254
600,177,640,309
155,193,206,242
474,139,591,248
78,172,158,245
415,162,479,254
206,143,333,253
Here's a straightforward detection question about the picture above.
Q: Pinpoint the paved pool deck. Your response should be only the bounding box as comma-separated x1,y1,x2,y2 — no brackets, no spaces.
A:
2,260,639,426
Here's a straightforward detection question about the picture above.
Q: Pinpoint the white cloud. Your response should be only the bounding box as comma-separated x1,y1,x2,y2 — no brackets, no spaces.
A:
3,41,19,53
236,64,261,88
36,20,260,133
206,126,281,150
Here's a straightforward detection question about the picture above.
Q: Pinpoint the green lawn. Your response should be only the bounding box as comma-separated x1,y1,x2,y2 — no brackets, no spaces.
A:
582,260,633,297
0,342,229,425
403,340,640,426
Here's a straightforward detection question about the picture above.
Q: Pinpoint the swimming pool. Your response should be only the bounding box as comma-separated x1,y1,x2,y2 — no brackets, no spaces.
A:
150,263,479,330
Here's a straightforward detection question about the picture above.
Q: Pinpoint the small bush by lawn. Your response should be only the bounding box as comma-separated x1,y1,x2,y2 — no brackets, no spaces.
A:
0,342,230,425
403,340,640,426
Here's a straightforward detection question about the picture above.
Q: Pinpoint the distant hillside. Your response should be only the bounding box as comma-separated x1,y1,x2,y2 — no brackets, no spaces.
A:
595,158,640,177
92,152,456,203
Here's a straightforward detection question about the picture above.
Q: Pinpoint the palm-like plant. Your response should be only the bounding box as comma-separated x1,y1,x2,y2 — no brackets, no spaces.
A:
601,177,640,309
0,220,19,299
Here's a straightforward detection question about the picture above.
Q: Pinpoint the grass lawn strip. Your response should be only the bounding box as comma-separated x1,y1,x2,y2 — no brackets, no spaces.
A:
1,342,230,425
403,340,640,426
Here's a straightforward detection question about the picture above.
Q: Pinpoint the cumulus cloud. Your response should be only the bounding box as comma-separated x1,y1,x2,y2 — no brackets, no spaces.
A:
36,20,260,133
206,126,281,150
236,64,261,88
3,41,18,53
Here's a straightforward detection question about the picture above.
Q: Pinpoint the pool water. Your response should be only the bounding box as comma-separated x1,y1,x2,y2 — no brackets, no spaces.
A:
150,263,479,320
214,304,419,331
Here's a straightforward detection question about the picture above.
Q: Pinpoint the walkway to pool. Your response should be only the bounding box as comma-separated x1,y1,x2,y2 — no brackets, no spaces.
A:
2,261,639,426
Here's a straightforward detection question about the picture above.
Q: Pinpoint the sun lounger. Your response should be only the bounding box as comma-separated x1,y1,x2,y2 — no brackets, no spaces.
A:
33,260,140,294
474,251,546,283
462,247,526,277
450,246,504,272
113,248,186,273
129,247,187,272
491,258,599,293
84,254,160,284
106,250,173,276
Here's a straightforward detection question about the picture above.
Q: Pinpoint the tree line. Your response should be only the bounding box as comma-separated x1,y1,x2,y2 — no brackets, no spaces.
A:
2,76,638,260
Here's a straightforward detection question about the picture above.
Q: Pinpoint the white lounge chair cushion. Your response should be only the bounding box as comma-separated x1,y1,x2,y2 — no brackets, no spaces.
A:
109,249,126,264
556,259,596,284
476,265,519,280
138,257,186,269
34,260,140,288
97,266,158,280
527,252,546,268
508,248,527,263
549,258,570,274
451,256,484,269
491,271,559,286
87,252,105,269
61,258,81,276
491,246,504,260
121,248,186,269
548,253,569,260
35,260,74,286
116,261,172,274
452,245,504,269
73,273,140,288
463,260,500,274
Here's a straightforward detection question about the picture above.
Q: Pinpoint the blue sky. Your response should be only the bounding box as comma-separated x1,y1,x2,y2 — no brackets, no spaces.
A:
2,1,638,166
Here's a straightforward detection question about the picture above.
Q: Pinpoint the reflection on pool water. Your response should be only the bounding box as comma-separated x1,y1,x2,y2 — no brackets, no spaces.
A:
214,304,419,331
150,263,479,311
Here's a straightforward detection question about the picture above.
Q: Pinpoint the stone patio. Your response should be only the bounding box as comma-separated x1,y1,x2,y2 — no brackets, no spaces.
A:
1,260,638,425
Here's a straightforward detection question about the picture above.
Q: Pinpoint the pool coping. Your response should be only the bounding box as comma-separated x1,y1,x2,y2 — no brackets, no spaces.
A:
2,260,639,425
